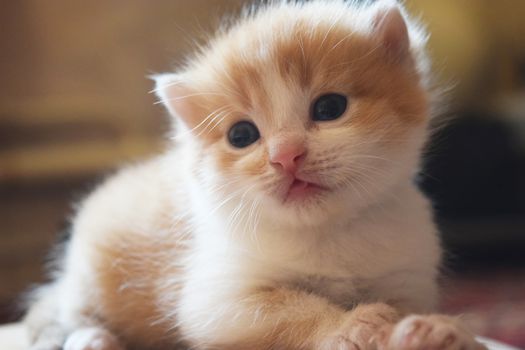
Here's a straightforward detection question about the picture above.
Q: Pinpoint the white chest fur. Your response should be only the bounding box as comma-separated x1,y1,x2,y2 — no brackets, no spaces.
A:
183,183,440,311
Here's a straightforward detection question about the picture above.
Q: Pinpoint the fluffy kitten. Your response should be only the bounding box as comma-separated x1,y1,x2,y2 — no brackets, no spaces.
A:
25,1,486,350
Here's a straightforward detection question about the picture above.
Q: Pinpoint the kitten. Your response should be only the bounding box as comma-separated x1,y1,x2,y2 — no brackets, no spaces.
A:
25,1,486,350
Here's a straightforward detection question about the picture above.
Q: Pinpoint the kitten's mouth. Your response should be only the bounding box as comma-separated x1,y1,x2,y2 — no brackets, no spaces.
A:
284,178,326,202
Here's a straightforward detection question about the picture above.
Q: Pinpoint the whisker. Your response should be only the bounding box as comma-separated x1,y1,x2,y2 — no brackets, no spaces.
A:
327,31,356,53
154,92,228,105
319,12,343,51
208,185,249,216
172,105,232,141
148,79,185,94
198,113,230,137
225,184,257,238
330,41,383,69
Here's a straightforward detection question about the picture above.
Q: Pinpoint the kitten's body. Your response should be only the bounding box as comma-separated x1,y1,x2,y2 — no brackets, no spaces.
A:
25,1,484,350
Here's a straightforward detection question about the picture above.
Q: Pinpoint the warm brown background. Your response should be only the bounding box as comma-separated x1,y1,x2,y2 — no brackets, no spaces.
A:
1,1,525,344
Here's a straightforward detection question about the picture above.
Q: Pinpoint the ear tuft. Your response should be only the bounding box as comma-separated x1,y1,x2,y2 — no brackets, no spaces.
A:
371,2,410,61
152,73,183,117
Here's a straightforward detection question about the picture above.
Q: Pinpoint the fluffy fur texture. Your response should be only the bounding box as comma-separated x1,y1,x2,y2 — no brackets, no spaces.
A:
25,1,486,350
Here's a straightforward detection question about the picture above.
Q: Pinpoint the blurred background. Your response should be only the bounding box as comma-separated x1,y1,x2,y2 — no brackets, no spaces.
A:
0,0,524,347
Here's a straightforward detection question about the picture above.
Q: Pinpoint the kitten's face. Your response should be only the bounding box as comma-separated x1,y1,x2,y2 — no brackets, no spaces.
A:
157,1,430,227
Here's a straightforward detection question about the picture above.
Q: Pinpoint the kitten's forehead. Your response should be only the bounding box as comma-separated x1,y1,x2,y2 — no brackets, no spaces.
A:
173,0,428,139
191,2,380,111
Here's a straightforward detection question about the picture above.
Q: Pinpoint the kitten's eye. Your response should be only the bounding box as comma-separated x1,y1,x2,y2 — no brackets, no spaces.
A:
312,94,348,121
228,121,260,148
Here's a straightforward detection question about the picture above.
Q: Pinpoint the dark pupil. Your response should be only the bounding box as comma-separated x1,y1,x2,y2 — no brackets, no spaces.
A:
228,121,260,148
312,94,347,121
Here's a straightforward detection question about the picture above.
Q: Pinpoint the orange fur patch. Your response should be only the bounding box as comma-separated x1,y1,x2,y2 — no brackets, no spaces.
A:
87,187,189,349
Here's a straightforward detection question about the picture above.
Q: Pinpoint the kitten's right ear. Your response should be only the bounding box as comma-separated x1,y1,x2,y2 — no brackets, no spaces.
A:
369,1,410,62
152,73,196,126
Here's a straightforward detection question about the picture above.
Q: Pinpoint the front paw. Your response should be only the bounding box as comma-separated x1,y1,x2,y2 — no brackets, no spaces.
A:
382,315,488,350
320,303,399,350
63,327,124,350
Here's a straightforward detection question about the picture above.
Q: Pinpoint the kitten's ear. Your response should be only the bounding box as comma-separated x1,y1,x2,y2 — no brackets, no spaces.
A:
152,73,197,126
370,2,410,61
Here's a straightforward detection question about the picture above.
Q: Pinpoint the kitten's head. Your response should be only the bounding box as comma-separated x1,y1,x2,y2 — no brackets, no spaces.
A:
156,0,432,227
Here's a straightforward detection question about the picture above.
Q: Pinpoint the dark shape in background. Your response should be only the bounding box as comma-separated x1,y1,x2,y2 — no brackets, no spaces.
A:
420,116,525,268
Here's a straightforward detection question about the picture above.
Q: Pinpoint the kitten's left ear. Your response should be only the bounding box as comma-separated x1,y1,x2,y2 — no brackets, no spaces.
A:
152,73,198,127
370,1,410,61
153,73,185,117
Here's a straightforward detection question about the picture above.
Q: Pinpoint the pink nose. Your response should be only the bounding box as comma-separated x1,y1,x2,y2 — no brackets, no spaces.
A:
269,143,306,174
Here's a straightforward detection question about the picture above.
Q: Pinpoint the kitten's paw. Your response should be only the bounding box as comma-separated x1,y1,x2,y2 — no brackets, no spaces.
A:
64,327,124,350
321,303,399,350
29,325,66,350
382,315,488,350
30,341,62,350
